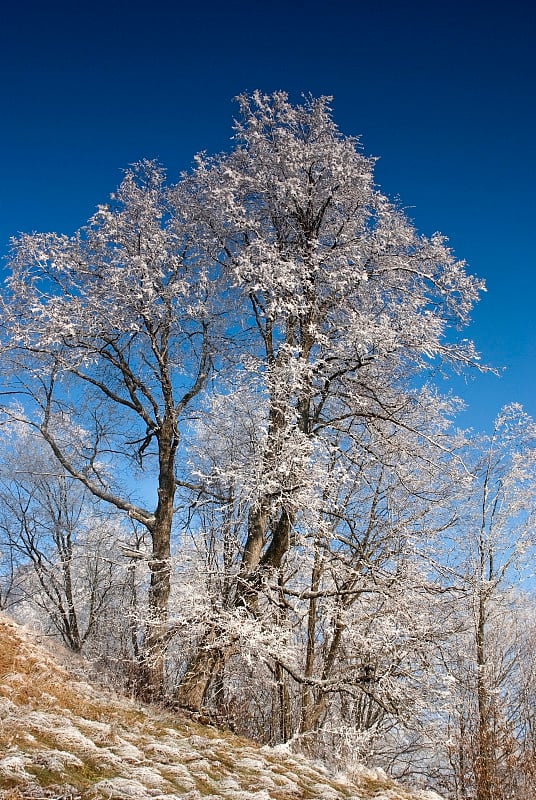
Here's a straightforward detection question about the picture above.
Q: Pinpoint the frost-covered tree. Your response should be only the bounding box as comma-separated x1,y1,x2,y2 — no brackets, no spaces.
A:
0,420,130,654
1,92,484,709
174,378,464,760
173,91,484,710
1,161,215,697
439,405,536,800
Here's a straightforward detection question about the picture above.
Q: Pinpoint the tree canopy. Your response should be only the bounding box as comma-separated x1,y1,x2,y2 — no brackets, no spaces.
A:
6,93,534,798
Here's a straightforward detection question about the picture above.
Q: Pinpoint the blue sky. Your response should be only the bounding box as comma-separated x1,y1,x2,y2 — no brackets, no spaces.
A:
1,0,534,432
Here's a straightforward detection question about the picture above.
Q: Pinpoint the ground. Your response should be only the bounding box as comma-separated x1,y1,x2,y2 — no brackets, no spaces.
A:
0,614,443,800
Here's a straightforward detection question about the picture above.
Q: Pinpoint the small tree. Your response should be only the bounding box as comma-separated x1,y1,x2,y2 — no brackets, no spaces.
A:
442,405,536,799
0,420,127,653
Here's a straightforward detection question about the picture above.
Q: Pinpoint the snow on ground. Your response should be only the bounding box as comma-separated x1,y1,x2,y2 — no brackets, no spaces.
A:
0,614,444,800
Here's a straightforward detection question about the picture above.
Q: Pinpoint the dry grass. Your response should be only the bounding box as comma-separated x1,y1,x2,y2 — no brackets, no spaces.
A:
0,616,109,723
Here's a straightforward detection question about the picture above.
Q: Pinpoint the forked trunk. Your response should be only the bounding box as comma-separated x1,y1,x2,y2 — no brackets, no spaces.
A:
174,636,225,711
175,509,293,712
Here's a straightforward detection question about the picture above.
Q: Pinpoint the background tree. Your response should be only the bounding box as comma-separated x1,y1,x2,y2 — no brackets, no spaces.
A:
439,405,536,799
0,420,131,655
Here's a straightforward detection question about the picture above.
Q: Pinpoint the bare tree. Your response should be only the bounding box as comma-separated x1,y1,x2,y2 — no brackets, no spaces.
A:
0,421,128,653
441,405,536,799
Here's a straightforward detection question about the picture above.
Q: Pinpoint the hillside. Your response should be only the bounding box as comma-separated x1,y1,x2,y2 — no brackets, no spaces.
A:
0,614,443,800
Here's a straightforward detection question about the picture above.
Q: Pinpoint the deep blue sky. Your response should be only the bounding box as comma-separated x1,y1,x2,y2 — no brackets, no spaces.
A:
1,0,534,431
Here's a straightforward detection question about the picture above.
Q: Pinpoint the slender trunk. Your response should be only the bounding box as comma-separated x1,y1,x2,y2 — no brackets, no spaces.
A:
457,714,469,799
301,544,322,733
475,588,496,800
303,616,346,732
275,660,292,742
474,525,498,800
60,541,82,652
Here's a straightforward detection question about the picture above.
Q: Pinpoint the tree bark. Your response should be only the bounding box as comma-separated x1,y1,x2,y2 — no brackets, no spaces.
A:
301,543,322,733
139,416,177,701
174,634,225,711
474,588,496,800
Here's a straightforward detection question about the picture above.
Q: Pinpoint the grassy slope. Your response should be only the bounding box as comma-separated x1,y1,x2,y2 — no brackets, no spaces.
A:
0,614,443,800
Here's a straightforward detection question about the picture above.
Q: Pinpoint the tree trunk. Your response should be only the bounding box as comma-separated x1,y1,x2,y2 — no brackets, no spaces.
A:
301,544,322,733
275,660,292,742
174,508,294,712
139,420,177,701
474,590,497,800
473,492,499,800
174,634,225,711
